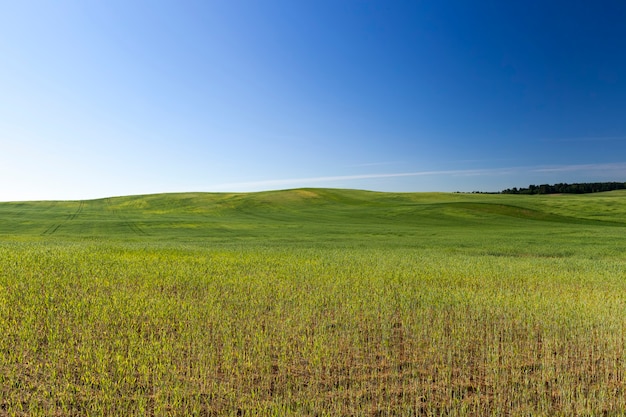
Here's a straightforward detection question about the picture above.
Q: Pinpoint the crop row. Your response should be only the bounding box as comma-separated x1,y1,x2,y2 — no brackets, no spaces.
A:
1,243,625,415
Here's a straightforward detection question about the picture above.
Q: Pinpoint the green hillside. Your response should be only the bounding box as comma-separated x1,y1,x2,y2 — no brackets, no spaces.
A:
3,189,626,415
1,188,625,256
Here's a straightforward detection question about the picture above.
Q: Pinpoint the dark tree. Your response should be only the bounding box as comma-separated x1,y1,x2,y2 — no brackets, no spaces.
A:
501,182,626,195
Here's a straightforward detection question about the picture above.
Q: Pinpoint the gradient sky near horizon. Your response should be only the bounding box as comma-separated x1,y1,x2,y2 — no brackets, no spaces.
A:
2,1,626,201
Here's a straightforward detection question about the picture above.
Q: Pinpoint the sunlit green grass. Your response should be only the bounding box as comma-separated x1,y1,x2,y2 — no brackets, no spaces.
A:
1,189,626,415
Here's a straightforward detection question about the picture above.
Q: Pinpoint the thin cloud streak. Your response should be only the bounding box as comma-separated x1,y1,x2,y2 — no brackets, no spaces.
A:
212,168,511,190
212,162,626,191
346,161,404,168
532,162,626,173
541,136,626,143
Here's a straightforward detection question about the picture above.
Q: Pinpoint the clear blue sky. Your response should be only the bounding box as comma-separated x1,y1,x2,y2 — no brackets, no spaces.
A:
2,1,626,200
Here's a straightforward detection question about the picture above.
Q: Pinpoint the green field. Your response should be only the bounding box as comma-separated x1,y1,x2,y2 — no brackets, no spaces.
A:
1,189,626,415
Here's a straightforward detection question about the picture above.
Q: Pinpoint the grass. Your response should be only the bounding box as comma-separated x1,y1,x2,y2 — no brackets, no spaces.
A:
1,188,626,415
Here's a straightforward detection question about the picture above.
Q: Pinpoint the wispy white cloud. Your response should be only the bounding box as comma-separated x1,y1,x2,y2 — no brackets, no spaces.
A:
211,161,626,191
531,162,626,173
541,135,626,143
346,161,404,168
212,168,512,190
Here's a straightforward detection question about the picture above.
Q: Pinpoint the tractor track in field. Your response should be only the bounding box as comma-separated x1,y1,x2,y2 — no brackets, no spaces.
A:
67,201,84,220
42,224,62,235
105,198,148,236
41,202,85,236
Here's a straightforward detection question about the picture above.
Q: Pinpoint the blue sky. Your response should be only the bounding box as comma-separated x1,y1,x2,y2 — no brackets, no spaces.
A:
2,1,626,200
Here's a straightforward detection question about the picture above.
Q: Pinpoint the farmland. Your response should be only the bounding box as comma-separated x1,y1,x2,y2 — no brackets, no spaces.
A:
1,189,626,415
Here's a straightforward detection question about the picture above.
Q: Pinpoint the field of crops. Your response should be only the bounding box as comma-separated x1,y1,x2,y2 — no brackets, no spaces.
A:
1,189,626,416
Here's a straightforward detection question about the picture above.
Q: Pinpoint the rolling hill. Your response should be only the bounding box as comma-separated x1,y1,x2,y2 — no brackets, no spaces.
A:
2,188,626,415
1,188,625,256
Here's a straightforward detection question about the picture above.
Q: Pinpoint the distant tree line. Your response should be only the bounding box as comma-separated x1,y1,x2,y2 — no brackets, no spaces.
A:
501,182,626,195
